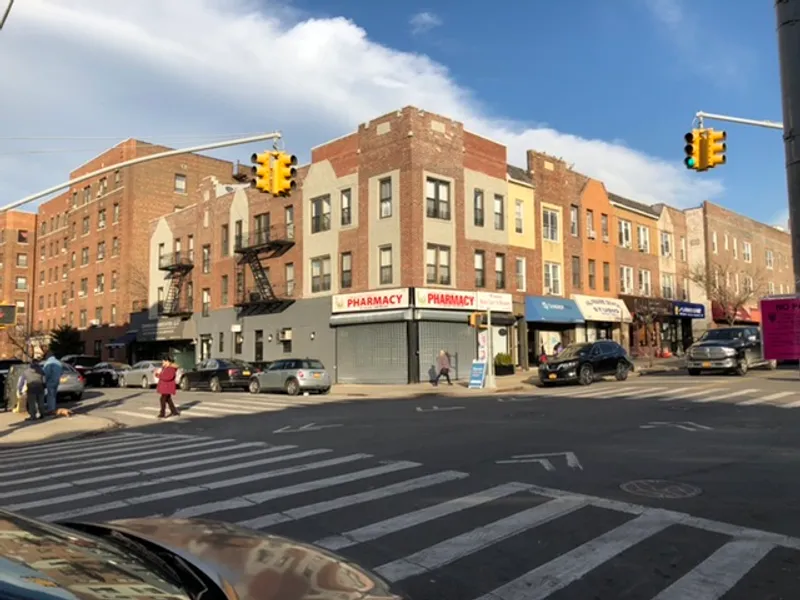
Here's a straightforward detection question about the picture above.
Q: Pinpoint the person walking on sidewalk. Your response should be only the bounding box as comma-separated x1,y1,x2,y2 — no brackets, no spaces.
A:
18,361,46,421
433,350,453,386
156,357,180,419
42,351,62,415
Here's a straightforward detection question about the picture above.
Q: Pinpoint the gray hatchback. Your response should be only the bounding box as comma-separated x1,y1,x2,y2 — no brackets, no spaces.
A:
248,358,331,395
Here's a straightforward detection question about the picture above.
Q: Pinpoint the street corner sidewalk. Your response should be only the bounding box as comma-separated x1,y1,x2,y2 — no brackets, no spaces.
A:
0,410,119,448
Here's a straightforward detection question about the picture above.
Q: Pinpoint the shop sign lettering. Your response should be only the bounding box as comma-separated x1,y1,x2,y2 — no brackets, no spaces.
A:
331,289,410,313
415,288,476,309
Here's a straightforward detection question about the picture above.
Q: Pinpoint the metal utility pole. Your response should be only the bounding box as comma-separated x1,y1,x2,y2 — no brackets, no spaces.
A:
694,111,784,131
0,132,282,213
0,0,15,30
776,0,800,292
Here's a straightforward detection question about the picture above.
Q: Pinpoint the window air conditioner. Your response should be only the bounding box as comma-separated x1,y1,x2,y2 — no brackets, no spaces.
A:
278,329,292,342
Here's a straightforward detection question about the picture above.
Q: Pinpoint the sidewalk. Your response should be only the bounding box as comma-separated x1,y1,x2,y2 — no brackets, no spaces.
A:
0,410,118,448
329,356,683,398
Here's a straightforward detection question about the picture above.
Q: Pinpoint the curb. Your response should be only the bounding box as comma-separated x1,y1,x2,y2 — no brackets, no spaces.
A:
0,417,123,450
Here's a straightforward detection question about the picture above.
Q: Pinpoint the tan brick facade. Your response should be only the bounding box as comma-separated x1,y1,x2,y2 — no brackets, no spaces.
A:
0,210,37,358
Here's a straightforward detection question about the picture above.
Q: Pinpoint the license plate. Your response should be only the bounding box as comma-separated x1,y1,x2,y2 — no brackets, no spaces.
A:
59,376,68,383
548,374,557,380
702,362,711,368
313,373,321,378
242,371,250,376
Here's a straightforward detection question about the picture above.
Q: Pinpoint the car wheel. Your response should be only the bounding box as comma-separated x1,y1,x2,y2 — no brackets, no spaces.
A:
180,376,190,391
210,377,222,393
735,360,749,376
319,387,330,395
285,378,300,396
615,361,629,381
141,376,149,389
688,369,701,376
579,364,593,386
100,375,109,387
249,378,261,394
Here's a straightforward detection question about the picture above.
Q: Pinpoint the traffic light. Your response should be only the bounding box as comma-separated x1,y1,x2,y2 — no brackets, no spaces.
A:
270,152,297,197
468,312,486,329
683,129,704,171
250,152,272,193
705,129,727,169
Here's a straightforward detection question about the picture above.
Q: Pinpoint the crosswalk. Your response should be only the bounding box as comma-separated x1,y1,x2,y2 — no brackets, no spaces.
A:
1,431,798,599
529,383,800,409
110,391,339,422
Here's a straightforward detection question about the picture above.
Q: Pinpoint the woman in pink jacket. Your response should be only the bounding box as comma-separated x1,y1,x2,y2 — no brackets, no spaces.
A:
156,357,180,418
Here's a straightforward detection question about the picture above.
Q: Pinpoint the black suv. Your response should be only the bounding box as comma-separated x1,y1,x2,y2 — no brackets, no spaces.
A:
686,326,776,376
539,340,634,386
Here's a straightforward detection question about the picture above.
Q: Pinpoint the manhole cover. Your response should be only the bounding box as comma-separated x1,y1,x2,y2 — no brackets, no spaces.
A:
620,479,702,499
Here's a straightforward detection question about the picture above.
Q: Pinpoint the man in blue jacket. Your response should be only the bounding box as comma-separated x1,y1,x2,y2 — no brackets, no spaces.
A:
42,352,63,414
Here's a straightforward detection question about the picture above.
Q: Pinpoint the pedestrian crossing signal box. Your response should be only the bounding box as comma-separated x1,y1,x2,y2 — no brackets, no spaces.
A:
0,304,16,329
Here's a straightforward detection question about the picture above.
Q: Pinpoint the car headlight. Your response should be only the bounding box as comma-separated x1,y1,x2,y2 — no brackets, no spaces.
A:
722,347,737,357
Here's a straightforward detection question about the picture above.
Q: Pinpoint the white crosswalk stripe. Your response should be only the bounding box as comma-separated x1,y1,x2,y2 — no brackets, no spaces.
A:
2,432,799,599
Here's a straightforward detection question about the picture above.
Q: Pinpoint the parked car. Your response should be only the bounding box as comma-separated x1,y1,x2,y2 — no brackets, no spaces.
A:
3,361,85,405
84,361,130,387
60,354,101,376
686,326,776,376
249,358,332,395
539,340,634,386
119,360,162,388
179,358,254,392
0,507,406,600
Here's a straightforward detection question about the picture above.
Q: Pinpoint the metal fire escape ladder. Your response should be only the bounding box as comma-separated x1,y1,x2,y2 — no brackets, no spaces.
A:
243,251,277,302
163,270,188,314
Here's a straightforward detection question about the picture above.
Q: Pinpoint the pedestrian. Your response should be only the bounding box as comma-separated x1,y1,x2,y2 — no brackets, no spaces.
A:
433,350,452,386
156,356,180,419
18,361,46,421
42,351,63,415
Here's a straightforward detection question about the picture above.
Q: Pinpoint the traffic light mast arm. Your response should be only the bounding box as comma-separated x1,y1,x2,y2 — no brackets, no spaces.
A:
695,111,783,131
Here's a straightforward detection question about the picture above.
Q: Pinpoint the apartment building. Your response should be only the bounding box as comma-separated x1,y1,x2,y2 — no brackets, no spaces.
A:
686,201,794,332
32,139,234,359
0,210,37,358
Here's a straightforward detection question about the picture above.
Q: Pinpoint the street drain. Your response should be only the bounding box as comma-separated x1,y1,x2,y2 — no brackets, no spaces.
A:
620,479,702,499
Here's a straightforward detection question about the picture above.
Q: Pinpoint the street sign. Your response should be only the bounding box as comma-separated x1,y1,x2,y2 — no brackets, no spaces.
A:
495,452,583,471
468,360,486,389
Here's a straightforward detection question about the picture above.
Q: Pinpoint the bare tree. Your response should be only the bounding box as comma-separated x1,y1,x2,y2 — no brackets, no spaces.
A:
4,321,47,360
689,259,767,326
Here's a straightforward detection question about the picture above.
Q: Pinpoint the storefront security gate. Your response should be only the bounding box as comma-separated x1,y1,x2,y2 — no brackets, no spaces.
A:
335,322,408,384
418,321,476,382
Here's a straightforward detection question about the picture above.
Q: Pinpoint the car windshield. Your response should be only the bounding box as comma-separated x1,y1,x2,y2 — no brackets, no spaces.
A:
224,359,251,368
701,329,744,341
303,360,325,369
558,344,590,359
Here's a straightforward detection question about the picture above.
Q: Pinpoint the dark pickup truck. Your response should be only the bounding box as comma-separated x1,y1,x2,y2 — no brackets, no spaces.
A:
686,326,777,376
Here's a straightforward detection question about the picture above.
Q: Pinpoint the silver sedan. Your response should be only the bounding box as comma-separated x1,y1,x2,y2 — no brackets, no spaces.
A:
248,358,331,396
119,360,161,388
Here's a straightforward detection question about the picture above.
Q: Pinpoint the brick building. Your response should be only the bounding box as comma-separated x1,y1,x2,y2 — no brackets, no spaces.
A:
32,139,234,360
0,210,37,358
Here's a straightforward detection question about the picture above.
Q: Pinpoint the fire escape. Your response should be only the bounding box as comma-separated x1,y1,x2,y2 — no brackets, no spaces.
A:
158,251,193,317
235,224,295,316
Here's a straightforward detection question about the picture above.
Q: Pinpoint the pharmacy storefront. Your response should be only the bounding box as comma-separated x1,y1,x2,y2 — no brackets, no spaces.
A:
572,294,633,348
330,288,412,385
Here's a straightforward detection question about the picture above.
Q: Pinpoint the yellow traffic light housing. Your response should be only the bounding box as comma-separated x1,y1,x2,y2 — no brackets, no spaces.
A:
684,129,704,171
250,152,272,193
468,312,487,329
270,152,297,197
705,129,727,169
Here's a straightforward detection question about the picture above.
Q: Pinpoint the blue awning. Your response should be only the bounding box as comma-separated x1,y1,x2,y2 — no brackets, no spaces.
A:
525,296,585,324
672,301,706,319
105,330,138,349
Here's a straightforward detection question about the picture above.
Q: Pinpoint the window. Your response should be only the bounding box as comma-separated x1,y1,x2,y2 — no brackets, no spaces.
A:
17,230,28,244
234,332,243,354
766,249,774,269
515,257,526,291
474,251,485,288
218,331,225,353
202,245,211,273
601,214,609,241
339,254,351,289
254,330,264,362
221,224,229,257
285,263,296,295
379,178,392,218
681,277,689,301
187,235,194,262
94,307,103,324
426,244,451,286
221,275,229,305
98,209,106,229
97,241,106,261
586,210,595,237
39,245,45,262
618,220,632,248
79,278,88,297
83,186,90,204
15,253,27,267
619,266,634,294
660,273,675,298
660,232,672,256
311,195,331,233
571,256,581,289
493,195,505,230
236,271,244,297
39,271,45,285
15,276,26,291
82,217,90,235
112,237,120,256
588,259,596,290
712,231,718,253
186,282,193,308
174,174,187,193
743,241,752,263
542,209,559,241
733,238,738,259
202,288,211,316
743,275,754,294
79,309,87,329
473,190,484,226
570,205,579,236
769,281,775,295
99,177,108,195
426,178,451,220
113,203,120,223
379,246,393,285
515,200,524,233
311,256,332,292
234,220,243,250
96,273,105,293
111,270,118,290
680,236,686,261
38,296,44,310
70,222,76,239
637,225,650,252
341,188,352,226
543,262,561,295
639,269,651,296
69,281,75,299
495,254,505,289
285,206,295,239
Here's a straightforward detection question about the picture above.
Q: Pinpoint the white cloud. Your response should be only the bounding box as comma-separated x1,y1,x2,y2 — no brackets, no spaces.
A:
0,0,723,211
409,11,442,35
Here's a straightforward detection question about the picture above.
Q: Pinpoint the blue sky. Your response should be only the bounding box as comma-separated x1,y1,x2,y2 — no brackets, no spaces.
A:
0,0,788,226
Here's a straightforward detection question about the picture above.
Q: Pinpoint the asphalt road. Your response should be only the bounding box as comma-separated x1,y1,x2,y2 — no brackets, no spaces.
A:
4,368,800,599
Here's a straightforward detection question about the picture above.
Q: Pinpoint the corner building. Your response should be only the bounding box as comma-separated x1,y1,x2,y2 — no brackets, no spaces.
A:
147,107,539,384
0,210,37,358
